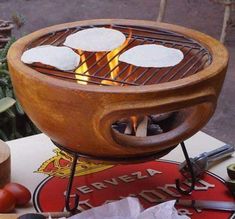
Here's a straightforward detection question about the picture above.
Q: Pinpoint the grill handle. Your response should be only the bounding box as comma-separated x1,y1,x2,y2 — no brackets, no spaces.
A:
99,95,216,151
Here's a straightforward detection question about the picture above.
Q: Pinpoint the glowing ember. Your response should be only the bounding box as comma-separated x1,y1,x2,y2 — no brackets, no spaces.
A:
75,50,89,84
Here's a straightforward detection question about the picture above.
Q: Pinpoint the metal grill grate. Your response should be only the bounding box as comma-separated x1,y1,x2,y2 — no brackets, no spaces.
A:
28,24,212,86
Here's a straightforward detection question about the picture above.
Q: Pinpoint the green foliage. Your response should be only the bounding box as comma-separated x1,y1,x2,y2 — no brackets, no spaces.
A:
0,38,16,61
0,39,40,141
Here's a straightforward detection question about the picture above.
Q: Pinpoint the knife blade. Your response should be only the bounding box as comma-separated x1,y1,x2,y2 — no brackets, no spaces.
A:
176,199,235,211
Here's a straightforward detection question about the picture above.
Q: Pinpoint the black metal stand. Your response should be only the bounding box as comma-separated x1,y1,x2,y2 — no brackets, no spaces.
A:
51,141,81,214
52,140,196,213
175,141,196,195
65,153,79,213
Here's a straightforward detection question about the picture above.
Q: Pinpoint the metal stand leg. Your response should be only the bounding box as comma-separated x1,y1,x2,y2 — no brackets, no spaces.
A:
65,153,79,213
176,141,196,195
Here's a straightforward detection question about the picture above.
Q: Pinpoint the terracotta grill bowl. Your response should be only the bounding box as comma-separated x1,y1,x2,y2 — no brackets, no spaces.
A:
7,19,228,163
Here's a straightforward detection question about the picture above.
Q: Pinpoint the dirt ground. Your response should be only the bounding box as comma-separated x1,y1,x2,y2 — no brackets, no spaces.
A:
0,0,234,145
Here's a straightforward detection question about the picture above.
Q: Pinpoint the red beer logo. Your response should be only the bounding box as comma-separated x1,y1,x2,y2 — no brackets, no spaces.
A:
34,149,234,218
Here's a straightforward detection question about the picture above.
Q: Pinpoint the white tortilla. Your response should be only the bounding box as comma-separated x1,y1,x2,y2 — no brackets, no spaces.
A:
63,27,126,52
21,45,80,71
119,44,184,68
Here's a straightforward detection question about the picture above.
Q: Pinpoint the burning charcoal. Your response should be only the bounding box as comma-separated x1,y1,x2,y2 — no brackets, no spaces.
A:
135,116,148,137
124,122,132,135
147,124,163,136
112,122,127,133
150,112,173,123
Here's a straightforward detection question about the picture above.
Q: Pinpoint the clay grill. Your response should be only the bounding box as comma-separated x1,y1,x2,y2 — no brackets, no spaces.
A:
7,19,228,212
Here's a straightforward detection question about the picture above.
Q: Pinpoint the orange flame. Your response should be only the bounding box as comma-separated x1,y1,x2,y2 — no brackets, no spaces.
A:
130,116,138,133
75,30,132,87
75,50,89,84
95,52,106,66
101,30,132,86
106,30,132,81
